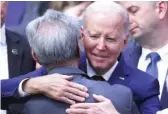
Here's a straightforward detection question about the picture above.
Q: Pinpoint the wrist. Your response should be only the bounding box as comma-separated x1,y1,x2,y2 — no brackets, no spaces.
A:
23,77,42,94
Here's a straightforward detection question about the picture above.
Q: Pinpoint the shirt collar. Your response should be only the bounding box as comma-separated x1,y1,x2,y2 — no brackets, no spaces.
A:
0,24,6,45
86,59,119,81
141,44,168,65
157,44,168,64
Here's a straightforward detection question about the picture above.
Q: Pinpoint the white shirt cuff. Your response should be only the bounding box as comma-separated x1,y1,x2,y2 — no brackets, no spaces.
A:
156,109,168,114
18,78,30,97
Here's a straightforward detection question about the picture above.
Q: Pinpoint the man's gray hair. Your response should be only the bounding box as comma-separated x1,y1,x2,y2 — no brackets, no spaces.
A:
83,1,130,36
26,9,80,65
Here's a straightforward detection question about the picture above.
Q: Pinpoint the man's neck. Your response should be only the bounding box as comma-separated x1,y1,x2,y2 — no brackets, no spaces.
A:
46,59,79,72
138,27,168,51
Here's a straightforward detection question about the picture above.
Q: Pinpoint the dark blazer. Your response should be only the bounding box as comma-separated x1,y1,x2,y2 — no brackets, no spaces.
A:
6,29,35,78
1,29,36,112
78,53,161,114
24,67,139,114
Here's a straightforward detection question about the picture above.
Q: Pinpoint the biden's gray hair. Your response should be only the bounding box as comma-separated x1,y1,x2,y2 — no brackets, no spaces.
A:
83,1,130,36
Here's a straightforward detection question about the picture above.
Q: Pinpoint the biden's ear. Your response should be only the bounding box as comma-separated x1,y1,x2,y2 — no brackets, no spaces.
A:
125,34,129,44
80,26,85,40
122,34,129,50
78,26,85,52
80,26,85,45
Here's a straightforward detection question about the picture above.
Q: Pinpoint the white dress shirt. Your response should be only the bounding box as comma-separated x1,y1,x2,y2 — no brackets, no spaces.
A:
0,25,8,114
0,25,9,80
138,44,168,99
138,45,168,114
86,59,118,81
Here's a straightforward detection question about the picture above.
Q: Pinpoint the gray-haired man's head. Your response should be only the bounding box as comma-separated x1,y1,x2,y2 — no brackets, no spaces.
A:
26,9,81,66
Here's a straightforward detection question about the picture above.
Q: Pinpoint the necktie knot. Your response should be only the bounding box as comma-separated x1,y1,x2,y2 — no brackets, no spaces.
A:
146,52,161,62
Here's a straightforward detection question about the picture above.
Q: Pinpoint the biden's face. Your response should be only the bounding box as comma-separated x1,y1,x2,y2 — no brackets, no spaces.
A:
82,13,128,75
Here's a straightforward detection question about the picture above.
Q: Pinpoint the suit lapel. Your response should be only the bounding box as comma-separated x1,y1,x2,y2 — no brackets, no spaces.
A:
127,45,142,68
108,57,131,85
6,29,23,78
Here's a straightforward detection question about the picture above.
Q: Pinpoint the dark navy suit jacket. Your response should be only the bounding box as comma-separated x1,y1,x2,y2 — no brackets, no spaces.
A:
24,67,138,114
78,53,161,114
1,29,35,113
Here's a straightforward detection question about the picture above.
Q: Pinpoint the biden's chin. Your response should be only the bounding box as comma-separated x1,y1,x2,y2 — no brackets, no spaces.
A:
92,62,110,73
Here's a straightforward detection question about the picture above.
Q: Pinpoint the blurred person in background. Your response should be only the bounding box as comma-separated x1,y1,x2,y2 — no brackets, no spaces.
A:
50,1,91,19
0,1,35,114
119,1,168,113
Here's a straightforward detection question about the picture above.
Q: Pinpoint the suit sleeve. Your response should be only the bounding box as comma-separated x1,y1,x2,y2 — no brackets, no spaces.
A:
1,67,47,109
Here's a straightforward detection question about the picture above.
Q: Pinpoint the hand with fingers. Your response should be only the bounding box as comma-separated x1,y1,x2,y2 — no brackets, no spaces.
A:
66,94,120,114
23,74,89,104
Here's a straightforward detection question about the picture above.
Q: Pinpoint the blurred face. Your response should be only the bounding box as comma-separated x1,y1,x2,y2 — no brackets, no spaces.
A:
0,1,8,27
63,2,91,20
120,2,158,40
82,13,128,75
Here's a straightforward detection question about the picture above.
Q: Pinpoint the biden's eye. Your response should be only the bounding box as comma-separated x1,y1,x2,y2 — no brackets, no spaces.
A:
90,35,99,39
106,37,116,42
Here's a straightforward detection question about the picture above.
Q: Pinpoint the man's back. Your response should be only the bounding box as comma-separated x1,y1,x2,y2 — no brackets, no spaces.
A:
24,67,139,114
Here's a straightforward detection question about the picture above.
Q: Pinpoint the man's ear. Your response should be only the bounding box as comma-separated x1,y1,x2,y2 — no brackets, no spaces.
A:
31,49,40,64
155,1,168,19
